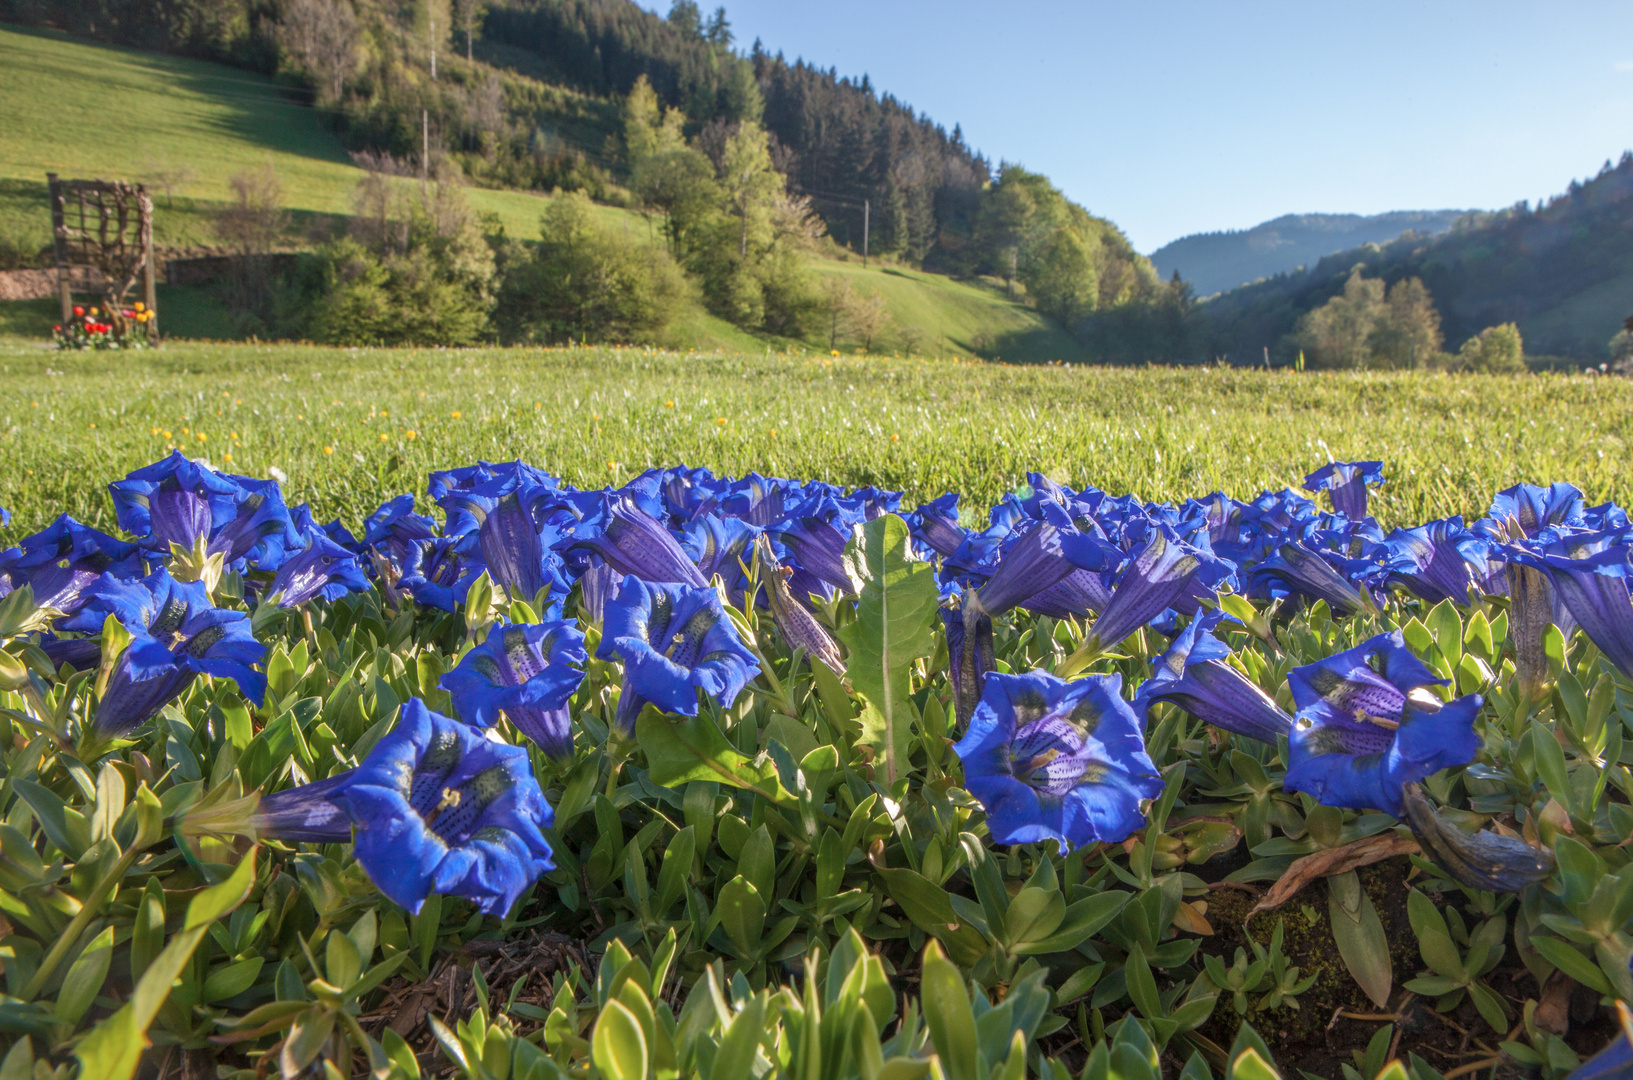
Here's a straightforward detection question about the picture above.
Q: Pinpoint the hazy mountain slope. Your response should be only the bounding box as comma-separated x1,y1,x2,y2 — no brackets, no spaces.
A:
1152,210,1467,296
1202,156,1633,362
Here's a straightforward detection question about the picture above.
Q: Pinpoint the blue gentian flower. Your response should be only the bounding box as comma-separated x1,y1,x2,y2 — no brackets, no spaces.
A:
441,480,572,603
1487,482,1586,539
1304,461,1384,520
63,568,266,737
1511,540,1633,677
256,699,555,915
5,515,143,615
1082,524,1232,650
1133,611,1293,744
905,493,966,559
399,537,483,612
953,670,1163,851
679,514,761,605
429,460,559,501
111,452,294,566
563,499,706,587
268,529,371,608
766,507,854,602
1567,999,1633,1080
596,576,760,732
1381,519,1500,603
363,494,439,568
1285,631,1480,817
1247,540,1369,617
440,620,587,759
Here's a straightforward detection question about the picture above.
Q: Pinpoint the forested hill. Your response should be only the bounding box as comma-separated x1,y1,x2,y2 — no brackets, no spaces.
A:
480,0,993,266
1202,154,1633,362
12,0,1200,362
1151,210,1466,297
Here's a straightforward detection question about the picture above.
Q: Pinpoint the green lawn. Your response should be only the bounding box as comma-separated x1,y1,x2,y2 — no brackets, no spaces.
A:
1,342,1628,542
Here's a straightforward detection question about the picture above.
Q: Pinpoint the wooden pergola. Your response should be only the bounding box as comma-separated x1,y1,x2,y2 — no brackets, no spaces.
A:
48,173,160,344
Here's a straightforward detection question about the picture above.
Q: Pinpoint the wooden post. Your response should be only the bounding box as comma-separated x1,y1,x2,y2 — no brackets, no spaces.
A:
862,198,869,268
139,185,158,345
47,173,71,325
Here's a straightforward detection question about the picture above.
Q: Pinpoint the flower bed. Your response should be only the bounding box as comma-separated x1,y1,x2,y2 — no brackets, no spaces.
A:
0,453,1628,1080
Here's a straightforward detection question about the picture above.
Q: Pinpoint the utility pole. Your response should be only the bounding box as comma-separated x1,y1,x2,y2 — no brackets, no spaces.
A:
421,110,430,198
429,9,437,79
862,198,869,268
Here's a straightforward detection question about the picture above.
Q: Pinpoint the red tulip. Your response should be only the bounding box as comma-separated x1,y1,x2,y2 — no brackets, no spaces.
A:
72,306,84,316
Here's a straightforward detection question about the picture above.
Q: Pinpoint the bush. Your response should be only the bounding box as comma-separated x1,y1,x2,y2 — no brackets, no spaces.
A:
1451,322,1525,373
305,182,498,346
494,190,691,345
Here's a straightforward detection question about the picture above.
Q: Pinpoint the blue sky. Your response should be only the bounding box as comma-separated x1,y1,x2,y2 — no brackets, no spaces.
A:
642,1,1633,252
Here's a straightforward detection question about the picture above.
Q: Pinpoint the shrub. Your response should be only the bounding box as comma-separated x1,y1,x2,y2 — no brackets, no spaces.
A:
1451,322,1525,373
494,190,691,345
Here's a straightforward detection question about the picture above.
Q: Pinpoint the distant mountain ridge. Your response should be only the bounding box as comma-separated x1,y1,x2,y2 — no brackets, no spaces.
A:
1151,210,1470,297
1200,153,1633,362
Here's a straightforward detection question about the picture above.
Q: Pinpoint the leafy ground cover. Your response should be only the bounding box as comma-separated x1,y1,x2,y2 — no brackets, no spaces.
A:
1,344,1633,1080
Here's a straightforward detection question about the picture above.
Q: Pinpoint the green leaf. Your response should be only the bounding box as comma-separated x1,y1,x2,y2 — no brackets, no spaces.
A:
592,999,648,1080
203,957,265,1003
1531,721,1572,808
1004,886,1066,947
711,992,766,1080
1124,945,1163,1019
1328,871,1392,1009
54,925,113,1026
1015,891,1131,955
920,942,980,1080
74,851,256,1080
715,876,767,957
636,709,787,802
875,867,989,965
835,514,939,784
1530,936,1614,995
1231,1048,1283,1080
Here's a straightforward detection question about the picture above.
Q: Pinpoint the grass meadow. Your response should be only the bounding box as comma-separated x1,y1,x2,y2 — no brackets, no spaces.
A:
1,341,1628,542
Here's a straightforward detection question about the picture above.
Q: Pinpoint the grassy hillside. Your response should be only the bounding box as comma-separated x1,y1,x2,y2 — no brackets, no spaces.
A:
0,25,1082,359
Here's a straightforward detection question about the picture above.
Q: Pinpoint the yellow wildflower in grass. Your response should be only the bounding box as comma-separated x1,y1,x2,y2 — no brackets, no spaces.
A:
196,433,207,442
162,429,173,439
406,430,417,439
224,452,233,463
378,433,388,441
665,400,674,408
451,411,462,419
890,433,900,443
715,417,726,425
323,446,334,455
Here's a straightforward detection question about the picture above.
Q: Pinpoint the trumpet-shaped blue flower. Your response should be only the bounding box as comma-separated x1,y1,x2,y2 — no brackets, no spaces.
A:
4,515,143,615
256,699,555,915
1083,525,1232,649
597,576,759,732
399,537,483,612
1133,611,1293,744
441,479,572,603
1381,519,1501,603
441,620,587,759
1487,482,1586,539
111,452,295,566
679,514,761,605
363,494,439,569
63,568,266,737
563,499,706,587
1511,540,1633,678
954,670,1163,851
268,529,371,608
1285,631,1480,817
1247,540,1370,617
1304,461,1384,520
905,493,966,559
